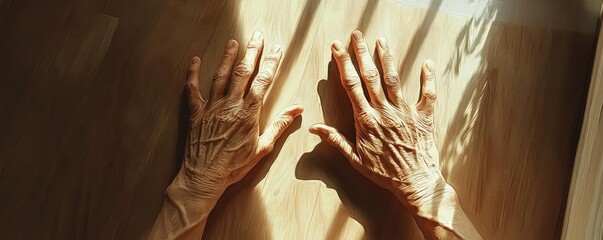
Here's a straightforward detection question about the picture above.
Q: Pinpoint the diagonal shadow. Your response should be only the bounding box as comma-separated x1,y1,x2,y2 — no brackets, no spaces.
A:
260,0,321,127
398,0,442,89
295,57,420,239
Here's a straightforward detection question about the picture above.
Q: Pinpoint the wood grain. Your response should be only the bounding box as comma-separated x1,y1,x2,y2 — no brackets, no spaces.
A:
562,7,603,239
0,0,598,239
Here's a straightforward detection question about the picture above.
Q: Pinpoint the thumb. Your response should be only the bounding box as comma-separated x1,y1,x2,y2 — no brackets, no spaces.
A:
257,105,304,157
308,123,361,165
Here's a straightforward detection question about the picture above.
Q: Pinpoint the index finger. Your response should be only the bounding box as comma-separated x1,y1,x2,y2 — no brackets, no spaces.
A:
331,40,371,113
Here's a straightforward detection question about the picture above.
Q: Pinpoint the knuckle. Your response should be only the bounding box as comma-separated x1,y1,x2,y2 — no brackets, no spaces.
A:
381,52,394,62
356,44,369,54
186,81,196,90
343,73,361,87
246,98,262,110
222,51,235,62
362,68,380,84
357,111,376,126
424,72,436,81
247,42,261,50
213,69,229,81
255,70,273,84
264,54,280,63
383,72,400,85
338,53,352,62
423,89,437,100
234,63,253,78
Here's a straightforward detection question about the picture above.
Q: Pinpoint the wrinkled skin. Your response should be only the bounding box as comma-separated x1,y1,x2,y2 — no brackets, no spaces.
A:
174,32,303,198
151,30,480,240
150,32,302,239
309,30,442,203
309,30,482,239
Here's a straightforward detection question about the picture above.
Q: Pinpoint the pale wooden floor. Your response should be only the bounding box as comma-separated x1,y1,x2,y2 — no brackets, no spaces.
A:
0,0,598,239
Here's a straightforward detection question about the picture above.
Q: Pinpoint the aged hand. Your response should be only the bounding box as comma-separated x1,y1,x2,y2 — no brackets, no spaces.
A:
151,32,303,239
309,30,481,239
171,32,303,200
309,30,442,205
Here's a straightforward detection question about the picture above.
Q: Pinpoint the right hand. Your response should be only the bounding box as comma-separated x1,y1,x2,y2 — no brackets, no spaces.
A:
309,30,447,207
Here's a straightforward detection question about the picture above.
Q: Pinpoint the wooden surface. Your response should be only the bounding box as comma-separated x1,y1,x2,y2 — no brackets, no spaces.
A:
0,0,598,239
562,7,603,240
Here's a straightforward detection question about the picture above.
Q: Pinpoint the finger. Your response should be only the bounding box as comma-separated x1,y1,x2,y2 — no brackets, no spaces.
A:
186,56,204,114
256,105,304,157
210,39,239,101
331,40,372,113
417,60,437,116
247,44,283,105
351,30,386,106
228,31,264,99
308,123,361,165
377,38,405,108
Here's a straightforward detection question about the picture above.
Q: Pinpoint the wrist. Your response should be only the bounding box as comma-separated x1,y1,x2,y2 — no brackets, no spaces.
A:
163,171,228,220
150,173,224,239
391,171,451,210
167,171,227,203
392,174,461,225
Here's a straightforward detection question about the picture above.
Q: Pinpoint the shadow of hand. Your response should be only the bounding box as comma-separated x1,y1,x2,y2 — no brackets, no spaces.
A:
295,58,417,239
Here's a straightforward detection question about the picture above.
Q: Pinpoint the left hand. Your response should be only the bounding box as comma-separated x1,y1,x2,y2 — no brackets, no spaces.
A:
170,31,303,201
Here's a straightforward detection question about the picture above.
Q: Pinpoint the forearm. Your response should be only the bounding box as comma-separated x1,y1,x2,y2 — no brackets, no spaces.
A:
395,176,482,240
149,174,224,240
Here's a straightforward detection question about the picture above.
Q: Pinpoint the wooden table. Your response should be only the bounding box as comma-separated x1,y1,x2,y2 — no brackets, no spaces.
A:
0,0,598,238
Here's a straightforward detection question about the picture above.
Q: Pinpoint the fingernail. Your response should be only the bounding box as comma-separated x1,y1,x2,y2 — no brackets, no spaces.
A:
191,57,199,64
425,60,435,73
332,41,344,52
227,39,237,49
252,31,262,41
352,30,364,42
308,125,319,134
378,37,388,49
271,44,282,53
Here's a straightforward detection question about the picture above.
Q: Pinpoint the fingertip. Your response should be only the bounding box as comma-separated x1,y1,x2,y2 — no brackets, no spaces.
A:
191,56,200,64
252,31,263,41
308,123,330,135
351,30,364,42
190,56,201,68
290,105,304,116
423,59,435,74
188,57,200,75
270,44,283,54
331,40,344,53
281,104,303,116
227,39,239,51
308,124,322,135
377,37,388,49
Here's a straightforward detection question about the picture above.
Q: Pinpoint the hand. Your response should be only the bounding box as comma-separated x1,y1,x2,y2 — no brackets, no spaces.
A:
151,32,303,239
171,31,303,202
309,30,481,239
309,30,443,206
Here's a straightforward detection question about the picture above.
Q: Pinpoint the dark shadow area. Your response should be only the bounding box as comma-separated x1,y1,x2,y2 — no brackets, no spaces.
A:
296,57,419,239
398,0,442,86
435,9,499,238
356,0,379,31
260,0,321,127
